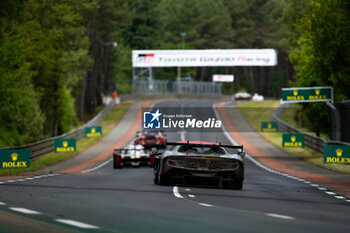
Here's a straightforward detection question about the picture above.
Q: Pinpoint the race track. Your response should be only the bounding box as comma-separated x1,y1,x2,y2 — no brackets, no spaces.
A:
0,99,349,233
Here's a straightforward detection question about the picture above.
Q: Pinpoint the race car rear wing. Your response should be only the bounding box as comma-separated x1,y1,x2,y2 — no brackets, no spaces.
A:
113,149,149,153
166,142,243,150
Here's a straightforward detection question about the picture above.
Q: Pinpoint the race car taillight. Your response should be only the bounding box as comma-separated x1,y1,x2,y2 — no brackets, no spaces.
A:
150,155,156,166
114,155,121,166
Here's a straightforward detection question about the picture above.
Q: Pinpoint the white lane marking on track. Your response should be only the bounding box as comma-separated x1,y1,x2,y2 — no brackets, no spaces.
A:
185,188,191,191
0,174,60,184
325,191,336,195
173,187,215,207
335,196,345,199
310,184,319,187
188,194,195,198
199,203,214,207
266,213,295,220
55,219,100,229
173,186,184,199
318,187,327,190
0,202,6,205
179,131,186,141
10,207,41,215
81,158,113,173
346,200,350,203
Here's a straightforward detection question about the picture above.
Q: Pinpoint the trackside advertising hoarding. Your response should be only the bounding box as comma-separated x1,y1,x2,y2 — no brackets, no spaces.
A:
132,49,277,67
324,145,350,165
0,149,30,169
213,75,234,82
282,134,304,148
261,122,278,132
282,87,333,103
85,126,102,138
54,139,76,153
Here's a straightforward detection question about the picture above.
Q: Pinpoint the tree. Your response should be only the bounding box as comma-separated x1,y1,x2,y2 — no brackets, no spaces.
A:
288,0,350,137
0,0,45,145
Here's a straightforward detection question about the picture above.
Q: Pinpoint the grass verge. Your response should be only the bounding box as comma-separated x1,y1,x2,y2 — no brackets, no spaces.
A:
279,105,330,140
236,100,350,174
0,102,131,176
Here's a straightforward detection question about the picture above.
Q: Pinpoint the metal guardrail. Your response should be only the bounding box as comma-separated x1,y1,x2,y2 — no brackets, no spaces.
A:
273,104,350,153
0,104,114,160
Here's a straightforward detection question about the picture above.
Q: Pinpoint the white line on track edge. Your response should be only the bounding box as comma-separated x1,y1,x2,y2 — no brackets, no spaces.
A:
55,219,100,229
173,186,184,199
212,102,350,204
0,174,60,185
9,207,41,215
81,158,113,173
199,203,214,207
265,213,295,220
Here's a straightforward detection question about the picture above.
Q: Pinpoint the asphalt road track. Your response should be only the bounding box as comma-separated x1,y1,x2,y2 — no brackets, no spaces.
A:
0,99,349,233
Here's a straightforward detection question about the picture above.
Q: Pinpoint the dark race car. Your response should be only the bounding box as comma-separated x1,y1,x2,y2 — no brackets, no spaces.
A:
113,144,156,168
135,130,167,149
153,141,245,190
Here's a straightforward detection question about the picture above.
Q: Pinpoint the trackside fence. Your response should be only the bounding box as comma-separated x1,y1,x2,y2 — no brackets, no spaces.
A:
132,80,222,96
273,104,350,153
0,104,114,160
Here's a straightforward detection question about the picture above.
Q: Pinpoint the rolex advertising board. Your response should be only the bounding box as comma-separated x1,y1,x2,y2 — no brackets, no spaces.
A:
0,149,30,169
282,134,304,148
54,139,76,153
282,87,332,103
85,126,102,138
324,145,350,165
261,122,278,132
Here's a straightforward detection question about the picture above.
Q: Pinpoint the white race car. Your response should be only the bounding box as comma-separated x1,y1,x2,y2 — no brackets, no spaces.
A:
233,92,252,100
113,144,155,168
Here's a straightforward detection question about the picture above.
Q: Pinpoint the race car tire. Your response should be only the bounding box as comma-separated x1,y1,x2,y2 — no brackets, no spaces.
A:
233,180,243,190
153,172,159,184
113,164,122,169
223,179,243,190
113,158,122,169
158,174,171,186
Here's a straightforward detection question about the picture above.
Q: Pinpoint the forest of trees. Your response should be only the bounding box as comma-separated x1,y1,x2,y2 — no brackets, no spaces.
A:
0,0,349,146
